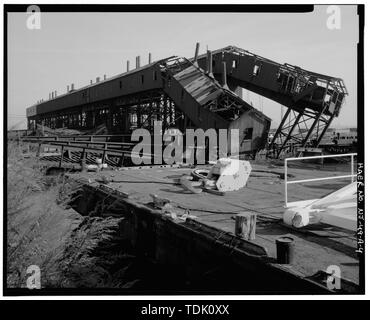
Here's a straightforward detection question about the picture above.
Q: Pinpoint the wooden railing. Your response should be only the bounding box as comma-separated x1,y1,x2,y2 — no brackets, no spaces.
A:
30,140,151,168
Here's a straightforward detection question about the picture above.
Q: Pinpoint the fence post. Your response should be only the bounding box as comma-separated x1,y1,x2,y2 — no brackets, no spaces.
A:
102,146,107,165
59,145,64,168
80,148,87,171
36,143,42,157
118,152,125,167
67,141,72,159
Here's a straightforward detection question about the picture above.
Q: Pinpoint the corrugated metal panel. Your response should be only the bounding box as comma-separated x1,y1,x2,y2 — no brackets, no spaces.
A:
173,65,223,105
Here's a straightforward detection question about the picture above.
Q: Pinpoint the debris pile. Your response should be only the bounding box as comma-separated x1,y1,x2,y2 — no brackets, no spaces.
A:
36,124,83,136
180,158,252,195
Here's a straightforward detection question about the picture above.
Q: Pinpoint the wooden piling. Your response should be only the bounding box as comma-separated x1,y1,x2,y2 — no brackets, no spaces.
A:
67,141,72,159
118,152,125,167
80,147,87,171
235,212,257,240
59,145,64,168
102,144,107,165
36,143,42,157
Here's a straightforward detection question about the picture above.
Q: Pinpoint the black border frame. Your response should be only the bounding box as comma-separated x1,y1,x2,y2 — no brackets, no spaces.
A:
2,3,365,297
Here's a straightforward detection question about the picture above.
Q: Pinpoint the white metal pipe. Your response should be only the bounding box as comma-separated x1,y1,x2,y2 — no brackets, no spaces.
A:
285,153,357,162
287,174,356,185
284,153,357,207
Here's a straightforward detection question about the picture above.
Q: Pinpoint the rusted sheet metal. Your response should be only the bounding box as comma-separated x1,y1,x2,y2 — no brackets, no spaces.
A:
173,65,223,105
164,70,229,130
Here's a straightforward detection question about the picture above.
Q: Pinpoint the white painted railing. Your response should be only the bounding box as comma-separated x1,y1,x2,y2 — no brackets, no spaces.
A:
284,153,357,207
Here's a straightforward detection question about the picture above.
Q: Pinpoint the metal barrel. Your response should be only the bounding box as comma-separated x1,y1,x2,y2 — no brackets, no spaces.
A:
275,236,295,264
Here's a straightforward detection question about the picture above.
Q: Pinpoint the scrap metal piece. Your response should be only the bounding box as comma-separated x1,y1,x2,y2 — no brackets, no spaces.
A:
179,175,203,194
203,187,225,196
150,194,171,209
95,175,112,184
207,158,252,192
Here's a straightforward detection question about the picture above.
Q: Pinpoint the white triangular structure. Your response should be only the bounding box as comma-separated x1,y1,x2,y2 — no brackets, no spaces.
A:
283,182,357,231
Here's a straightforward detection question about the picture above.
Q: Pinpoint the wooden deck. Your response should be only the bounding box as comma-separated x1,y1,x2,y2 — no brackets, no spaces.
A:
68,161,359,290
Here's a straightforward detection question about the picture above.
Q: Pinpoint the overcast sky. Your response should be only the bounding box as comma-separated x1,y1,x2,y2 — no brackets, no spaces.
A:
7,5,358,129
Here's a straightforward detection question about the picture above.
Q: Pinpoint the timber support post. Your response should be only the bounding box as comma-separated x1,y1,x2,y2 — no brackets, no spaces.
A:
59,145,64,168
235,212,257,240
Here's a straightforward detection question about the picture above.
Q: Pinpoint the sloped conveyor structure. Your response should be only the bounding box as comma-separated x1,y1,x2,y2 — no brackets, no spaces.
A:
160,57,270,155
196,46,348,157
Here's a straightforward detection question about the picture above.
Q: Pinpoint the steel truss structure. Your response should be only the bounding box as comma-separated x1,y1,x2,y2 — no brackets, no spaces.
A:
33,90,181,135
27,45,348,159
269,106,337,158
267,65,347,157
